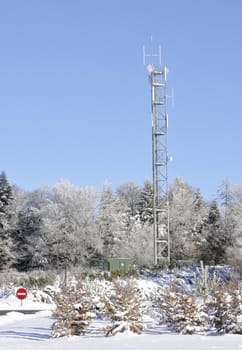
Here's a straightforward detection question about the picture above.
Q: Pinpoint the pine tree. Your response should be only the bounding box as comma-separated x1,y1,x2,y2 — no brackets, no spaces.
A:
160,283,208,334
137,180,153,224
217,178,235,208
207,281,242,334
52,281,92,337
201,201,227,265
102,279,145,336
0,171,13,270
217,179,236,260
189,190,207,258
13,207,43,271
97,184,122,258
226,198,242,269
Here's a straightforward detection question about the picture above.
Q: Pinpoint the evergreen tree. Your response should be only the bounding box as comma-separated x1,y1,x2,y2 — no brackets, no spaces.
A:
226,198,242,268
52,281,92,337
11,188,52,271
137,179,153,224
13,207,43,271
207,281,242,334
102,279,145,336
217,178,235,208
217,179,236,254
0,172,13,207
0,171,14,270
97,184,123,258
160,282,207,334
201,201,227,265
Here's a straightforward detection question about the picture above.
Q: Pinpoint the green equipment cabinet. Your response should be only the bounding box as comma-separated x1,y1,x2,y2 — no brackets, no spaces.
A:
103,258,133,273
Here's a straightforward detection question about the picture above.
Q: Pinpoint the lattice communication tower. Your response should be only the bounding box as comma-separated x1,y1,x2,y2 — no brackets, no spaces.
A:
143,43,171,265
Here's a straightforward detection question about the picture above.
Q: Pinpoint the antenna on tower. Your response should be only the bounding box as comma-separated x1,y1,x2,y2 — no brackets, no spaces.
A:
143,36,162,66
143,38,171,266
167,87,175,107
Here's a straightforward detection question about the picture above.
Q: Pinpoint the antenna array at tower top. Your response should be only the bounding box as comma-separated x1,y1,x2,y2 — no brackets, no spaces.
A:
143,38,162,66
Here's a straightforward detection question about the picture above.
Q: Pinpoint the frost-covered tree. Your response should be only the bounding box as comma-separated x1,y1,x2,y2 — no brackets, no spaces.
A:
97,184,124,258
42,180,99,269
13,207,43,271
0,172,14,270
116,182,151,265
131,221,153,266
116,182,141,217
217,179,236,250
12,187,51,271
226,198,242,268
0,172,13,207
116,217,153,266
217,178,235,208
216,180,242,267
114,184,149,265
42,201,69,269
97,182,153,265
169,178,206,261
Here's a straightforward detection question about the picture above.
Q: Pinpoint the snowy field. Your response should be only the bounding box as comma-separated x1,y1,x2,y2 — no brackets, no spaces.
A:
0,267,241,349
0,311,242,350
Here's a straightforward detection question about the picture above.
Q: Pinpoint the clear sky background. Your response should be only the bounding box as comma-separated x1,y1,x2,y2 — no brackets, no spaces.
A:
0,0,242,200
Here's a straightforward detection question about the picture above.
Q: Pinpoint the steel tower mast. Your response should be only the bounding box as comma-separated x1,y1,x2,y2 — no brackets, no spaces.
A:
143,43,170,265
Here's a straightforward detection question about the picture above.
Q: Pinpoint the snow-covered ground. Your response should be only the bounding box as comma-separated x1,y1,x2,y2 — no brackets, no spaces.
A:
0,267,241,349
0,292,55,312
0,311,242,350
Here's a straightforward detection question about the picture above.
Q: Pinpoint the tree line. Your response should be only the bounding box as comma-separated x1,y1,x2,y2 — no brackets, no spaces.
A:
0,171,241,271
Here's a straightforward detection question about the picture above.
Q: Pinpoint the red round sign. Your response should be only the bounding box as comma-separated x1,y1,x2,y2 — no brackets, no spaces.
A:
16,287,28,300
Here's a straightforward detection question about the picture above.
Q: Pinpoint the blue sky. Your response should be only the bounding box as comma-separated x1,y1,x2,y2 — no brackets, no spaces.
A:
0,0,242,200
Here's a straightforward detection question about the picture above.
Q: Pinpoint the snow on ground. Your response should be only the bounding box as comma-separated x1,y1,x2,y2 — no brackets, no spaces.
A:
0,295,55,315
0,311,242,350
0,267,240,349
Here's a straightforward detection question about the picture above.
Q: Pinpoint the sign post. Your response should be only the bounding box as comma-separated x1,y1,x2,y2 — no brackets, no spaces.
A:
16,287,28,307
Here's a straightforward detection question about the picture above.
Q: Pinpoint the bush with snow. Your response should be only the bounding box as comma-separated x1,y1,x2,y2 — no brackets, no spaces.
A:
206,281,242,334
102,278,146,336
31,286,55,304
81,276,112,317
159,282,208,334
52,281,93,337
2,266,242,338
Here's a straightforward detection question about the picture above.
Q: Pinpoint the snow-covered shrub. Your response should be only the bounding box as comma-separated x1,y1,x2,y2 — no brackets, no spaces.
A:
81,276,112,316
160,283,208,334
17,271,56,290
102,278,146,336
52,281,93,337
31,285,56,304
0,271,18,297
206,281,242,334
